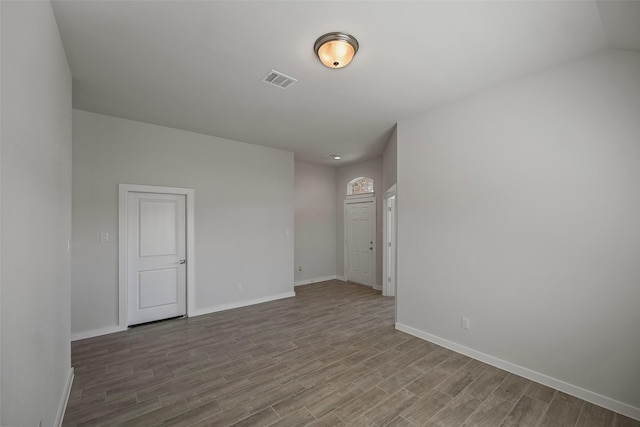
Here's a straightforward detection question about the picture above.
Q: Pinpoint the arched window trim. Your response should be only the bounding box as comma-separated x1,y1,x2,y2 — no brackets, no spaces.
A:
347,176,374,199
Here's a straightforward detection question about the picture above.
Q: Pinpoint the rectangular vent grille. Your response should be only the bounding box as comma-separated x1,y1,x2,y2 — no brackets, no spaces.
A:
262,70,297,89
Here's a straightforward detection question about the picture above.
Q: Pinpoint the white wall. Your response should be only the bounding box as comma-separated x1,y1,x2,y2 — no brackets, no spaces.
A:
336,159,383,287
294,162,336,285
397,49,640,418
72,110,294,337
382,127,398,193
1,2,73,426
1,4,3,421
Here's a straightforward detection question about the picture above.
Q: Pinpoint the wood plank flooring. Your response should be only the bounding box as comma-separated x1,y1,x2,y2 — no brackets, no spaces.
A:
64,280,639,426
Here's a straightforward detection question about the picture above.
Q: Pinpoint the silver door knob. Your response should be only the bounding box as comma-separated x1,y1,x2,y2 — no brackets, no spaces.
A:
177,259,186,264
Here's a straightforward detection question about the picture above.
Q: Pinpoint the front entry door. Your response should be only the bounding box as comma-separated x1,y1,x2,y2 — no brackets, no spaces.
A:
127,192,186,326
346,200,375,286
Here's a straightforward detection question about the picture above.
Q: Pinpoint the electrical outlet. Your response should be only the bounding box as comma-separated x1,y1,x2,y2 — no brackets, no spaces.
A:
236,283,242,292
461,317,470,330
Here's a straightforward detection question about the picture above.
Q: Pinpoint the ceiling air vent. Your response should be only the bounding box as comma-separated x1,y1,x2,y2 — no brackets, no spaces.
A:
262,70,297,89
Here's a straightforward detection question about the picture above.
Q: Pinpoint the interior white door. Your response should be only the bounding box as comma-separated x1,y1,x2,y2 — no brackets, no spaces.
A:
346,200,375,286
127,192,186,326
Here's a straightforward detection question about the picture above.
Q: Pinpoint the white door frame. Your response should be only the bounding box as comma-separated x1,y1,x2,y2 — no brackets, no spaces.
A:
119,184,195,328
383,185,397,297
344,197,376,288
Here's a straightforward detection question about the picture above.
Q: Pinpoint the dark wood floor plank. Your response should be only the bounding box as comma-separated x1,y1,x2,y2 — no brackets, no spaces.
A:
614,413,640,427
62,280,638,427
577,401,616,427
401,389,452,426
230,407,280,427
332,386,389,423
404,367,450,397
463,394,513,427
306,382,363,419
465,367,508,401
428,392,482,426
493,374,532,403
363,388,418,426
502,395,547,427
538,396,583,427
269,407,316,427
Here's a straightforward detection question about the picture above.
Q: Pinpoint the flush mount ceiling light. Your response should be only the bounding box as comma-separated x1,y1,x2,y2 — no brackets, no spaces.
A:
314,32,359,69
329,154,342,160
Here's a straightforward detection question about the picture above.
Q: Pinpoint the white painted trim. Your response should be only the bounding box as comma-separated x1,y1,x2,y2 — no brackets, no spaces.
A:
71,324,127,342
396,322,640,422
346,193,375,200
119,184,195,328
294,275,337,286
336,276,346,282
55,367,74,427
383,185,397,298
384,184,397,199
191,292,296,317
72,292,297,340
344,197,377,287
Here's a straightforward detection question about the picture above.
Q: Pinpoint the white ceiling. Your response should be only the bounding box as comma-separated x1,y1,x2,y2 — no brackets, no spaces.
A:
51,1,640,166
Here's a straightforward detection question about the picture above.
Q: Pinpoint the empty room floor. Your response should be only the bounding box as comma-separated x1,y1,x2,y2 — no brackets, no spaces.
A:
63,281,639,426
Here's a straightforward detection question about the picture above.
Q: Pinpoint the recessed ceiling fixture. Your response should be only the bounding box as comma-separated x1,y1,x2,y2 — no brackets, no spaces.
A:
314,32,359,69
329,154,342,160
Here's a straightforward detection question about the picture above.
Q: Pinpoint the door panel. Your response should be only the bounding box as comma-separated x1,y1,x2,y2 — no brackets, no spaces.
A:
138,269,178,309
358,208,372,278
128,192,186,326
139,200,178,256
346,200,375,286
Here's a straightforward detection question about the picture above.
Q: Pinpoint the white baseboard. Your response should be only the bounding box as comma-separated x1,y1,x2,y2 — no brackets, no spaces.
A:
71,324,126,342
55,367,74,427
336,276,346,282
71,292,297,341
395,322,640,422
294,275,337,286
191,292,296,317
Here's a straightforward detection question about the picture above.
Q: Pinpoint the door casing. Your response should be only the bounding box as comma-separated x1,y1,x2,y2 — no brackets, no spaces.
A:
119,184,195,328
383,185,397,298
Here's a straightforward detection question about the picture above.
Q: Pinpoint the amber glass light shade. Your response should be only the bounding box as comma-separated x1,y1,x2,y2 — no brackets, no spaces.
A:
314,33,359,69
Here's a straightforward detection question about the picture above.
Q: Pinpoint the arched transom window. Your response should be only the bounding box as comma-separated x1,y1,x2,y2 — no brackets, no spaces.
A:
347,177,374,195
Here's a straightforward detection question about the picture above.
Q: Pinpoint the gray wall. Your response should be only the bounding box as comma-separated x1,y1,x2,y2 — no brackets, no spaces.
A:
1,2,73,425
72,110,294,337
397,49,640,415
336,158,383,288
382,127,398,193
294,162,337,284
